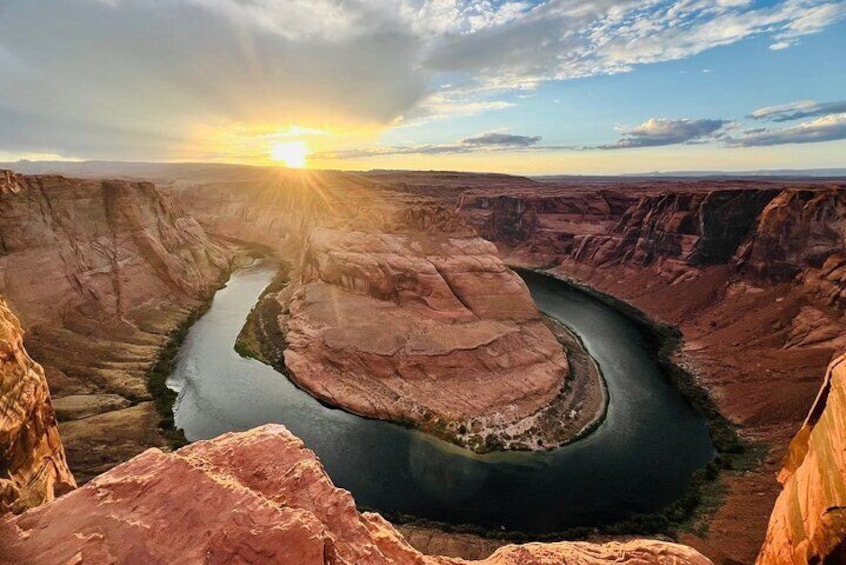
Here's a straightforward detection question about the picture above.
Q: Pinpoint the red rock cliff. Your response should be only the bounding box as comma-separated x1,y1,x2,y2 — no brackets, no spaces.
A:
756,353,846,564
167,171,573,449
282,226,569,445
0,424,712,565
0,170,232,482
0,296,75,514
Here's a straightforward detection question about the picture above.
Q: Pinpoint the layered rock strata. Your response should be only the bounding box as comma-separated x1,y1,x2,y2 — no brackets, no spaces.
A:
0,424,712,565
163,170,577,449
456,178,846,563
0,171,231,481
282,227,571,448
0,296,75,514
756,353,846,565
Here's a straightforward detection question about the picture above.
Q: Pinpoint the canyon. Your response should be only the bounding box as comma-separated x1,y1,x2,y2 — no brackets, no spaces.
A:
1,164,846,564
0,171,232,482
455,177,846,563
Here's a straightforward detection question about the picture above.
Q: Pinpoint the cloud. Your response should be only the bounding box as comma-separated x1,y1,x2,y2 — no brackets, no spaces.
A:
749,100,846,122
596,118,729,149
461,133,541,146
0,0,429,159
769,40,795,50
424,0,846,88
315,131,543,159
0,0,844,160
731,113,846,146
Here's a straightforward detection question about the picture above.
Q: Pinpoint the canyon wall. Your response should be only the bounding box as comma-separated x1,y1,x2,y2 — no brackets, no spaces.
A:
756,353,846,565
0,171,232,482
457,178,846,563
0,424,712,565
0,296,75,514
167,171,575,448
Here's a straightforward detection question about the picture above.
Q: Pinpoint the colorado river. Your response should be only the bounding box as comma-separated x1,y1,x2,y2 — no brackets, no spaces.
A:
169,262,713,532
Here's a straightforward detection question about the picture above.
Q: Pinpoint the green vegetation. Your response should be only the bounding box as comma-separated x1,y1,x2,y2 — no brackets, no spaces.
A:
145,271,233,449
233,261,291,366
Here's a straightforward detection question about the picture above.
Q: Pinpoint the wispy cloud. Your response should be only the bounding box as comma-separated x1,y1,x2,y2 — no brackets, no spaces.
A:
462,132,541,146
595,118,729,149
749,100,846,122
315,130,544,159
731,113,846,146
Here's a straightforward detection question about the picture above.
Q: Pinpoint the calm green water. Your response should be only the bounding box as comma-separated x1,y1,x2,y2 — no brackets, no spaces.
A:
169,262,713,532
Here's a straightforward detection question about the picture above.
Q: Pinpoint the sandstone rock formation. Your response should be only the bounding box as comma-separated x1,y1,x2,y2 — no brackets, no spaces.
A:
455,177,846,563
0,424,712,565
0,171,232,482
0,296,75,514
163,170,575,449
756,353,846,565
282,227,569,445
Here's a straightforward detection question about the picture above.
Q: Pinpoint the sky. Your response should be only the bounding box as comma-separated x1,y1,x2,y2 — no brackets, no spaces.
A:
0,0,845,174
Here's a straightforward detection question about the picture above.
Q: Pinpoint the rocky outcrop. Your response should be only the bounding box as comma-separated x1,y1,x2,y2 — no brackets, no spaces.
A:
166,171,576,449
458,186,781,280
0,296,75,514
281,226,571,448
0,424,712,565
456,177,846,563
738,189,846,307
756,353,846,565
0,172,229,325
0,171,232,482
457,189,634,268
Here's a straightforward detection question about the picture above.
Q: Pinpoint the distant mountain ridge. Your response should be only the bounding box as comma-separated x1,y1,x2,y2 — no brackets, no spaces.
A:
2,160,843,181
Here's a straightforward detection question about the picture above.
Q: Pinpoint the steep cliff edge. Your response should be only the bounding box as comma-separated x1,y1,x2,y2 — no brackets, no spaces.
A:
0,296,75,514
166,171,589,450
0,424,712,565
456,178,846,563
282,227,574,450
0,170,232,482
756,353,846,565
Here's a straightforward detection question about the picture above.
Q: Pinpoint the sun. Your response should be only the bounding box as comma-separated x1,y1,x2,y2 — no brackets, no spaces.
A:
270,141,309,168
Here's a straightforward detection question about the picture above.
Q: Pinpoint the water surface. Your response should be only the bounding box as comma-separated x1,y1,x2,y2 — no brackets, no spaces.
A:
169,263,713,532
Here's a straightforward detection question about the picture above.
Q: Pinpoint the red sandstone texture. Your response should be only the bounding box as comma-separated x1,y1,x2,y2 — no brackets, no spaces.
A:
0,424,712,565
455,177,846,564
0,170,232,482
5,164,843,563
0,296,75,514
756,353,846,565
163,170,574,445
283,226,568,441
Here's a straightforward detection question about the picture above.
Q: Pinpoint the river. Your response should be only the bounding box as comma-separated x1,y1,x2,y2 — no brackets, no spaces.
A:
168,262,713,532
